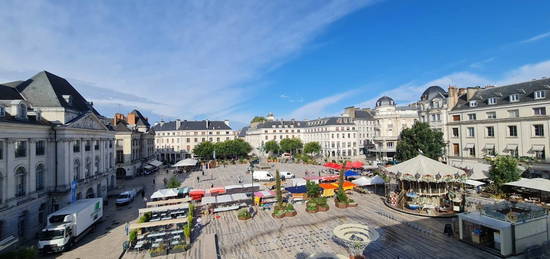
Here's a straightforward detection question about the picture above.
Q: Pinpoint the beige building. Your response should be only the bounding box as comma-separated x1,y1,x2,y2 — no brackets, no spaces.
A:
416,86,450,160
447,78,550,179
152,119,234,162
0,71,116,248
369,96,418,160
112,110,155,178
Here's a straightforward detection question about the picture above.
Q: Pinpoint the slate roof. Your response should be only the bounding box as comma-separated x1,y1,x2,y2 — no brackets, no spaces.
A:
6,71,98,114
114,120,132,132
238,126,249,137
420,85,447,101
130,109,150,127
452,78,550,111
0,84,24,100
354,109,374,120
376,96,395,107
304,117,354,127
255,120,306,129
152,120,232,131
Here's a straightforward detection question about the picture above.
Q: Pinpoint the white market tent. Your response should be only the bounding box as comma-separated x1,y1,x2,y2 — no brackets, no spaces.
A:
148,160,163,167
150,188,179,199
201,196,216,206
225,184,243,190
138,203,189,215
289,178,307,187
464,179,486,187
504,178,550,193
216,194,233,204
352,176,385,186
386,155,466,179
173,158,198,167
231,193,248,202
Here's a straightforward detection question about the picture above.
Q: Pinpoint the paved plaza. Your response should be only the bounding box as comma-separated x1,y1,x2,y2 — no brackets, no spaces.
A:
43,163,500,259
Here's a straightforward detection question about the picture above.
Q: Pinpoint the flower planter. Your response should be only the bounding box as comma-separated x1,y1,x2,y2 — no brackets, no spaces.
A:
272,212,285,219
335,200,348,209
238,215,251,220
348,202,358,208
285,210,297,217
306,207,318,213
318,205,329,212
150,250,167,257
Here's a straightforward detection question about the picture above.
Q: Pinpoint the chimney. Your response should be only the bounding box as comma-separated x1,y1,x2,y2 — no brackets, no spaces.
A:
343,106,356,118
160,120,165,126
224,120,230,127
466,87,480,101
447,86,459,109
205,119,209,129
127,112,137,125
113,113,125,125
176,119,181,129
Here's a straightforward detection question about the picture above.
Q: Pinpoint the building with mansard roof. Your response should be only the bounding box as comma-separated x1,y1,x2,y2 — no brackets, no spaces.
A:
0,71,116,250
151,119,234,162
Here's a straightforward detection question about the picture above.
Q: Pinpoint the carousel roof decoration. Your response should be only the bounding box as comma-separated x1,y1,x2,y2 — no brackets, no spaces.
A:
384,154,467,183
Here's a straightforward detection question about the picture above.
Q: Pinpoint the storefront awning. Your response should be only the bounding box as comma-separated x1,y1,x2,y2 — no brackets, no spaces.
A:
531,145,545,152
505,144,518,150
483,144,495,150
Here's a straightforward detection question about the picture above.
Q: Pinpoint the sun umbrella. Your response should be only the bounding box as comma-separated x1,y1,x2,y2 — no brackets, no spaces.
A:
350,161,364,168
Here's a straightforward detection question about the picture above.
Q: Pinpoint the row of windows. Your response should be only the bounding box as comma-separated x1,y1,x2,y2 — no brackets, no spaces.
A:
0,164,46,202
157,137,232,144
0,141,46,159
452,143,545,160
452,124,545,138
73,155,113,181
158,131,231,136
468,90,545,107
73,140,113,153
453,107,546,122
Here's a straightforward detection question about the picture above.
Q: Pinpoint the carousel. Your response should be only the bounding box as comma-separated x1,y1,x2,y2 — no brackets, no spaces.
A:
381,155,468,216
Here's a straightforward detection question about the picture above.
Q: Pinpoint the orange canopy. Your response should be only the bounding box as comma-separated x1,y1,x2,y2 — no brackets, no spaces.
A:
330,181,357,189
319,183,338,190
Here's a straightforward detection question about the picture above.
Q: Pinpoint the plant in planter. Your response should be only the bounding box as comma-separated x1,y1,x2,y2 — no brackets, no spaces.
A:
306,201,318,213
335,189,349,208
128,230,137,245
272,169,286,219
237,208,252,220
272,207,286,218
347,198,358,207
183,224,191,244
317,197,329,211
285,203,297,217
170,243,188,254
150,244,167,257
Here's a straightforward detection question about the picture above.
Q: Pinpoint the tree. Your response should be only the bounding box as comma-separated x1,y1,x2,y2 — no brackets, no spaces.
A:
489,155,521,193
306,180,320,198
303,142,321,155
210,139,252,160
193,141,215,160
264,140,280,155
335,164,348,203
395,121,445,161
275,169,282,206
279,138,303,155
250,116,267,123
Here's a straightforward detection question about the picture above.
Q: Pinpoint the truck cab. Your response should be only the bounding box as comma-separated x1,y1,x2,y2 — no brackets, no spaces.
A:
38,215,73,253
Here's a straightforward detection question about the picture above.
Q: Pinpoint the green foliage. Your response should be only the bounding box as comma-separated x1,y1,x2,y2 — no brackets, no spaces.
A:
183,224,191,240
251,116,267,123
279,138,303,154
316,197,328,207
275,170,282,206
189,203,195,215
166,176,181,188
489,155,521,193
193,141,216,160
335,189,348,203
286,203,295,212
306,181,321,198
137,212,152,223
273,208,286,216
0,246,37,259
303,142,321,155
150,243,166,254
306,201,318,210
395,121,445,161
237,208,251,218
295,153,313,163
263,140,280,155
337,167,345,193
129,230,137,242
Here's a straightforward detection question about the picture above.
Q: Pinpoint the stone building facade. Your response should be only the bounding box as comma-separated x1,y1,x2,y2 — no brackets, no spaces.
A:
0,71,115,248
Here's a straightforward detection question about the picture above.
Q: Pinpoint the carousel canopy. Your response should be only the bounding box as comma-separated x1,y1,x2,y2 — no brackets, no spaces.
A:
173,158,198,167
384,155,466,182
352,176,385,186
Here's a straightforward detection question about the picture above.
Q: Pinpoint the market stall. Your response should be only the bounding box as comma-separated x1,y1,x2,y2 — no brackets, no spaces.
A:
319,183,337,197
254,190,276,205
189,189,205,201
150,188,179,201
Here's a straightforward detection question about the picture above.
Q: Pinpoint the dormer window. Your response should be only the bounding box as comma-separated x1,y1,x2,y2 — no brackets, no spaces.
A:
534,90,545,99
487,97,496,105
510,94,519,102
62,95,73,105
469,100,478,107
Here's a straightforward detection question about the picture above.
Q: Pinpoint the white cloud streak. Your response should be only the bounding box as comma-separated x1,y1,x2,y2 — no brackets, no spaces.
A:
287,90,358,120
520,31,550,44
0,0,377,125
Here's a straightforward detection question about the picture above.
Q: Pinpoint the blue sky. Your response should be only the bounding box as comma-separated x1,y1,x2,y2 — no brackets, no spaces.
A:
1,0,550,129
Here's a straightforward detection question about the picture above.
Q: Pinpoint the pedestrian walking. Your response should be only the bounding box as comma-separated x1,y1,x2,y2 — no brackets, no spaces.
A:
197,176,200,183
211,183,214,188
202,170,205,176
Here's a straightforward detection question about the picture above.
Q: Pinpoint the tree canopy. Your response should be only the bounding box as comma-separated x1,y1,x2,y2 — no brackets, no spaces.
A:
193,139,252,160
489,155,521,192
395,122,445,161
263,140,280,155
279,138,303,154
303,142,321,155
250,116,267,123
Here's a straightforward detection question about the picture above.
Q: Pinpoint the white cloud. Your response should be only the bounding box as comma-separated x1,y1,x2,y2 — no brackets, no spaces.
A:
469,57,495,69
520,31,550,44
287,90,358,120
280,94,289,99
497,60,550,85
0,0,377,124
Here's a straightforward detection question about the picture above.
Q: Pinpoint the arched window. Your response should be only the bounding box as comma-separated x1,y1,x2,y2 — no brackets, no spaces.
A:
36,164,45,191
85,158,91,178
73,159,80,181
15,167,26,197
95,156,100,174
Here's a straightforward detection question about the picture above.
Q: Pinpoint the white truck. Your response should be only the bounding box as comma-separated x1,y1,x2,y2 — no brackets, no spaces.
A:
253,171,274,181
116,189,137,206
38,198,103,253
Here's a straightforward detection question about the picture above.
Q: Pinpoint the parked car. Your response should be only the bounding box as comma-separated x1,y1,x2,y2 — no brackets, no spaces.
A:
280,171,295,179
253,171,274,181
115,190,137,206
